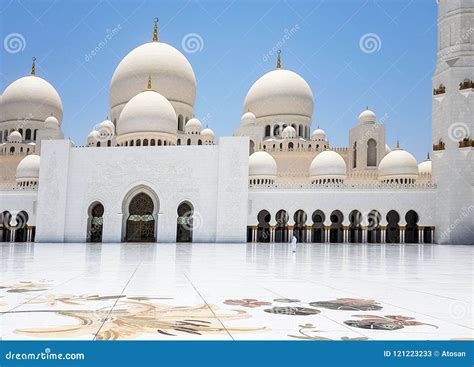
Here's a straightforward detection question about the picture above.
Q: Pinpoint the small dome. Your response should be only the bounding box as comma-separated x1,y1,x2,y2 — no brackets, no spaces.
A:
8,131,22,143
378,147,418,182
249,151,277,179
201,127,215,138
418,156,432,175
16,154,40,180
2,75,63,123
98,119,115,139
282,125,297,139
310,150,347,180
311,128,326,140
44,115,59,129
87,130,99,144
116,89,177,137
243,69,313,119
359,108,376,124
240,111,256,126
185,118,202,134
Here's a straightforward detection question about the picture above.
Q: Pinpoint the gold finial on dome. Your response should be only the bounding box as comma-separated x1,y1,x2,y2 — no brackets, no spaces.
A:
31,57,36,75
152,17,159,42
276,49,281,69
396,139,400,149
427,152,430,160
147,75,153,90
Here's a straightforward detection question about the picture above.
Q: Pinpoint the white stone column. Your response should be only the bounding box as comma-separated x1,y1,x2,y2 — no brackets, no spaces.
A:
419,229,424,244
381,229,386,243
270,228,275,242
252,228,257,243
362,229,366,243
400,229,405,243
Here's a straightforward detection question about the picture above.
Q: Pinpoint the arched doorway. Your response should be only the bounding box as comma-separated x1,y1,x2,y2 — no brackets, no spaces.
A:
367,210,381,243
311,210,325,243
1,211,12,242
367,139,377,167
257,210,271,242
125,192,156,242
293,210,307,242
14,211,29,242
176,202,193,243
386,210,400,243
275,210,289,243
249,140,255,155
349,210,362,243
87,202,104,243
330,210,343,243
405,210,419,243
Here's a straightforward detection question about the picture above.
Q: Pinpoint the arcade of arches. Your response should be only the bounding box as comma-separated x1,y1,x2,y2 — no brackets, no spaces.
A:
0,210,35,242
247,209,434,244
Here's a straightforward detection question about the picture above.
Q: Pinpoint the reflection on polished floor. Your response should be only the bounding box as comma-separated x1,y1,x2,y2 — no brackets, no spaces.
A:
0,243,472,340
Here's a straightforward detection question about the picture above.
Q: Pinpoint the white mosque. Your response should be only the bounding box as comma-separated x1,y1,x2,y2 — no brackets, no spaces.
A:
0,1,472,245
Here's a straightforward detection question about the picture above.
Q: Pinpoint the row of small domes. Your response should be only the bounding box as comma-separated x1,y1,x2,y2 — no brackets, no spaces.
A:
249,147,431,182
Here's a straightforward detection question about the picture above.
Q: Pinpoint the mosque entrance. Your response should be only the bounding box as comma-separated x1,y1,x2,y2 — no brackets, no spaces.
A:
176,202,193,243
126,193,156,242
87,202,104,243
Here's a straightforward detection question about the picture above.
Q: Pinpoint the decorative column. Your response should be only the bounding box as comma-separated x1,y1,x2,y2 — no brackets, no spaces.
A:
400,227,405,243
419,227,424,244
343,227,348,243
288,226,293,241
381,227,386,243
252,227,257,243
270,227,275,242
325,227,330,243
10,228,16,242
361,228,366,243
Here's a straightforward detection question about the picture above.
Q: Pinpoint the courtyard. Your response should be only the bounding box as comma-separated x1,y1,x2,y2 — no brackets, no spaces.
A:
0,243,472,341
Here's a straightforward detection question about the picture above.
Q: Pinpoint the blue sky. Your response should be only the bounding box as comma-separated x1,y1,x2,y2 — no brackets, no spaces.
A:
0,0,437,160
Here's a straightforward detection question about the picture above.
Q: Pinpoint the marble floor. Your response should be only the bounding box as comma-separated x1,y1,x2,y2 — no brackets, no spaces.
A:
0,243,472,341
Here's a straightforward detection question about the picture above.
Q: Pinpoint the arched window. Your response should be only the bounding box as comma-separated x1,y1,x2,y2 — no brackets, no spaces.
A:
265,125,271,137
386,210,400,243
367,139,377,166
177,139,181,145
288,142,294,150
275,210,289,243
14,211,29,242
107,140,111,147
367,210,381,243
136,139,141,146
329,210,343,243
311,210,325,243
187,139,191,146
178,115,184,131
405,210,419,243
349,210,362,243
34,129,38,140
353,142,357,168
158,140,162,146
256,210,271,242
143,139,148,146
176,202,194,242
97,141,101,147
198,139,202,145
25,129,31,140
273,125,280,137
87,202,104,243
151,139,155,146
298,125,303,137
293,210,307,242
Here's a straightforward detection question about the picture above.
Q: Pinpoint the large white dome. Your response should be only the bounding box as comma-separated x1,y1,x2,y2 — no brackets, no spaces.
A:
16,154,40,180
243,69,313,119
378,148,418,181
116,89,177,137
418,156,432,176
249,151,277,179
1,75,63,123
110,42,196,115
309,150,347,180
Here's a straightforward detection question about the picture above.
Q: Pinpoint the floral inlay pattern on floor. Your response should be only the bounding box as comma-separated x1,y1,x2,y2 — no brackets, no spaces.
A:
343,315,438,330
309,298,383,311
7,295,268,339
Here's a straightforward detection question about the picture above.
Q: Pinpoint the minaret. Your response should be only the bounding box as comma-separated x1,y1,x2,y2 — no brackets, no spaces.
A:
432,0,474,245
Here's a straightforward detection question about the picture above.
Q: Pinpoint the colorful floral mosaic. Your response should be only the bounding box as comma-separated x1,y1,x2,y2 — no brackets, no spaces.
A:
309,298,382,311
344,315,438,330
223,299,272,308
264,306,320,316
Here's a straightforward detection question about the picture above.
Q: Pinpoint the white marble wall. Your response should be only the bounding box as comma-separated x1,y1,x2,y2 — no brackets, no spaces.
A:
34,138,249,243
